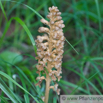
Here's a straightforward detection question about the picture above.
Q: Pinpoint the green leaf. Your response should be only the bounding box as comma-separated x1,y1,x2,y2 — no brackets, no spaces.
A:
60,80,89,94
0,71,40,103
71,71,100,94
0,83,18,103
66,67,101,94
0,51,23,65
24,94,30,103
65,38,79,55
0,17,37,54
53,97,57,103
95,0,101,32
19,73,30,103
0,58,42,101
90,62,103,81
0,0,7,21
0,78,22,103
90,57,103,61
0,96,9,103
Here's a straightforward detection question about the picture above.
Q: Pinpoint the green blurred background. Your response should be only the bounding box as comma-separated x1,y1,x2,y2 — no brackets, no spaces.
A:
0,0,103,103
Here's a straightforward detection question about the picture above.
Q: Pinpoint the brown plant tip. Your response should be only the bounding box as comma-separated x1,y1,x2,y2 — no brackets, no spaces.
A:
35,6,65,96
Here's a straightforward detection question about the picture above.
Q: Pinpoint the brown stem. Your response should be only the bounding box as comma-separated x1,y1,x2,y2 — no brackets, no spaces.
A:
44,72,51,103
44,20,52,103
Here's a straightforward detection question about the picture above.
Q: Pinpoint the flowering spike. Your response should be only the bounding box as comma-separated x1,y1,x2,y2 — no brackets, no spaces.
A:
35,6,65,103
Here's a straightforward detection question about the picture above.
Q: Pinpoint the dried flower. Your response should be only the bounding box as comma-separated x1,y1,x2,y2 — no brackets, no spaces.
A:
35,6,65,103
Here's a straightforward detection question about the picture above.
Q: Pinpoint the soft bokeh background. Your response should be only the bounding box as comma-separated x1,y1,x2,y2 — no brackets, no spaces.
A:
0,0,103,103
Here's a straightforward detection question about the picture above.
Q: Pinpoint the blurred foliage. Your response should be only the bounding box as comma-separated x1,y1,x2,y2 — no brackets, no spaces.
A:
0,0,103,103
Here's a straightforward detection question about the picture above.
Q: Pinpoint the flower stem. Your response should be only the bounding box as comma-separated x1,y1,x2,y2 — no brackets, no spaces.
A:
44,72,51,103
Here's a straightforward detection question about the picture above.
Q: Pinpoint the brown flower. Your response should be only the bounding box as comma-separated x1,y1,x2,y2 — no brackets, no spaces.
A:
36,6,65,102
